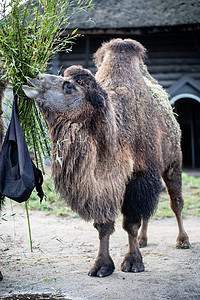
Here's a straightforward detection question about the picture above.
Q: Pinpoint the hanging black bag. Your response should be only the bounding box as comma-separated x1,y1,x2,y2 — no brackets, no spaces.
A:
0,99,44,203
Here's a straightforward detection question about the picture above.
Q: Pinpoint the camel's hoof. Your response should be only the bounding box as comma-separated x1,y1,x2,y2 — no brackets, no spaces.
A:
176,241,191,249
121,252,145,273
88,255,115,277
138,237,148,248
176,235,191,249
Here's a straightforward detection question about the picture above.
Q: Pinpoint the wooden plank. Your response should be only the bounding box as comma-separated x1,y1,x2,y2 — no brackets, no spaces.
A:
148,65,200,73
148,52,200,59
147,58,200,66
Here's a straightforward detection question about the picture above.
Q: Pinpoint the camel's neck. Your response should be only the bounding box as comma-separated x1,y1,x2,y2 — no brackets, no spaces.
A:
49,108,117,183
49,116,125,223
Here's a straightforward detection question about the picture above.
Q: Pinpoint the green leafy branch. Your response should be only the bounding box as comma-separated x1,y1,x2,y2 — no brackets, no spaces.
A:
0,0,93,169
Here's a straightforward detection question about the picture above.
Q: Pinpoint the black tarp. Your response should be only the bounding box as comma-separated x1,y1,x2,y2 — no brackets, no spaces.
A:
0,99,44,203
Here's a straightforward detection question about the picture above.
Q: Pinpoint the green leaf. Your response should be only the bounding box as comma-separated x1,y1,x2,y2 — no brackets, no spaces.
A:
71,28,78,36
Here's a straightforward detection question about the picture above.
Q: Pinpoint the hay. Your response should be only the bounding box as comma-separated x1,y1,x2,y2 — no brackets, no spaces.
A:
142,63,181,142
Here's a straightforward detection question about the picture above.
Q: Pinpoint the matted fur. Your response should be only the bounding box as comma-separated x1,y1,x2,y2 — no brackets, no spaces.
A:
22,39,182,224
95,38,182,170
36,67,133,223
51,67,135,223
94,38,182,219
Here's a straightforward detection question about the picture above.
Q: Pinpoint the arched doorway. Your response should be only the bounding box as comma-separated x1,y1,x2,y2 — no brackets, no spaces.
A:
170,94,200,168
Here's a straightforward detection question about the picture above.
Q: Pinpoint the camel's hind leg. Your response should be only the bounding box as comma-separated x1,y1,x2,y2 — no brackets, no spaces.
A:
138,218,149,248
138,181,166,248
88,221,115,277
163,162,190,249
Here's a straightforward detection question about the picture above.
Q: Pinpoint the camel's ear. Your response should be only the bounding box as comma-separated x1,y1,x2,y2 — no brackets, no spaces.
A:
86,91,106,108
22,85,39,99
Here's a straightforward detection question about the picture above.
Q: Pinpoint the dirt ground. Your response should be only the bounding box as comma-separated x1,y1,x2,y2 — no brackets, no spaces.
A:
0,203,200,300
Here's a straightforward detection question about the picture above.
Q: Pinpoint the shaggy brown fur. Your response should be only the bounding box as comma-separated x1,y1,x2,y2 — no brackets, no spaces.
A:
94,38,190,252
51,68,126,223
94,38,181,173
22,38,190,277
23,68,128,223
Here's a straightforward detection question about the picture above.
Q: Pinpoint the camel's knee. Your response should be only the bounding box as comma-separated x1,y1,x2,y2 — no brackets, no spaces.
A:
122,215,141,237
94,221,115,239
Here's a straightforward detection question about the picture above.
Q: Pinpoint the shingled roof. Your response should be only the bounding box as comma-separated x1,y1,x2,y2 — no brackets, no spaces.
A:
68,0,200,30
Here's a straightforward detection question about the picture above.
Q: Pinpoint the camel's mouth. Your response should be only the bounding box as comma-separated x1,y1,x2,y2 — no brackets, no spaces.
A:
22,78,42,100
27,78,41,89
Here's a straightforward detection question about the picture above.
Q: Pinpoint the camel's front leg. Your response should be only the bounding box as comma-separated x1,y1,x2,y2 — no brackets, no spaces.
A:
121,215,145,273
88,221,115,277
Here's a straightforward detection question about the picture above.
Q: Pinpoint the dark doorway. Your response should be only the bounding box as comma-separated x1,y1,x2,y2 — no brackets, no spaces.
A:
174,98,200,168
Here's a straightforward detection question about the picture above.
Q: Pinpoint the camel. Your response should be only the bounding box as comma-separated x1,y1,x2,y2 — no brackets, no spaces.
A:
22,39,190,277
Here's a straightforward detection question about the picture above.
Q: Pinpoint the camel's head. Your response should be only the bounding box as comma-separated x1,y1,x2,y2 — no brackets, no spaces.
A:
22,66,106,117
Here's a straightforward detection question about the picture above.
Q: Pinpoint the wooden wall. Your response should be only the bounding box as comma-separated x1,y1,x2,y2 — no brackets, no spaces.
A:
53,28,200,91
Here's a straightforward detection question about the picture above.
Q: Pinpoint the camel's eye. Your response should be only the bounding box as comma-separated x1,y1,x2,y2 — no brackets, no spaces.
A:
63,81,75,94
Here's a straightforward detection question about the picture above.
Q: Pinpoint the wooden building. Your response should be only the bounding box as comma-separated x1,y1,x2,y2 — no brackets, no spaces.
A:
51,0,200,168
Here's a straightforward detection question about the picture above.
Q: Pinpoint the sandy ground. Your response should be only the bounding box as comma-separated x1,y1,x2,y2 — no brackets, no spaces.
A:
0,203,200,300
